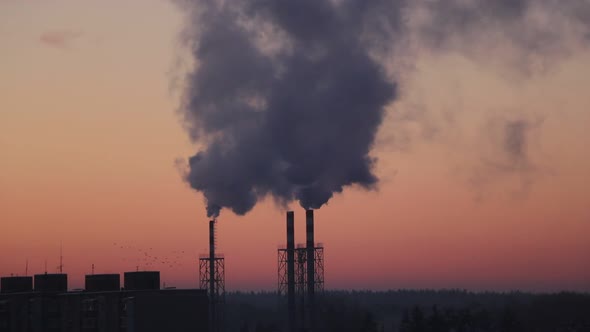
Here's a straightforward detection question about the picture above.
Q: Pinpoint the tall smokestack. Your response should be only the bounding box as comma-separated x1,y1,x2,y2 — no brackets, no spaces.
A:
209,219,216,332
306,209,315,331
286,211,296,332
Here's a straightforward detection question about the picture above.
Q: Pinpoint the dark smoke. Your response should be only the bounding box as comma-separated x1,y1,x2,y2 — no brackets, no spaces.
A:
405,0,590,73
176,0,590,217
178,0,397,217
503,120,529,167
481,118,537,173
466,117,540,199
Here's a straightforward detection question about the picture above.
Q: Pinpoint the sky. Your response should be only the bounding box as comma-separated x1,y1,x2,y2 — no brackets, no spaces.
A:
0,0,589,292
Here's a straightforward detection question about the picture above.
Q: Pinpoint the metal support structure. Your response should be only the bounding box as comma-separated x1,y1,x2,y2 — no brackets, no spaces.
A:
313,247,324,294
278,245,324,330
199,256,225,331
278,249,288,296
296,245,307,330
278,209,324,332
200,220,225,332
199,257,225,299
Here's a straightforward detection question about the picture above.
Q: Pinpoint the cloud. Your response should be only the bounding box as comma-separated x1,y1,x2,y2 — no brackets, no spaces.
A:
39,29,82,49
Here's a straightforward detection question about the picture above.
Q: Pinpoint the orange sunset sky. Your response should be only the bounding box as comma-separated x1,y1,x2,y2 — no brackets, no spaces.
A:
1,0,589,292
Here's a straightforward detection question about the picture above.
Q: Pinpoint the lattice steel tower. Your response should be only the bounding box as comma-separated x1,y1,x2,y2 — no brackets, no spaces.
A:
200,219,225,332
278,210,324,332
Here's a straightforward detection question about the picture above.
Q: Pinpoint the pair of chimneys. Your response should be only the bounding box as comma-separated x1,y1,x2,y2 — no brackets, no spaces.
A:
286,209,315,332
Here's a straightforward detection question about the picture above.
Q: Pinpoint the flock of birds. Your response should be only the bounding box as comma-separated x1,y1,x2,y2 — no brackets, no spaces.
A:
112,242,197,271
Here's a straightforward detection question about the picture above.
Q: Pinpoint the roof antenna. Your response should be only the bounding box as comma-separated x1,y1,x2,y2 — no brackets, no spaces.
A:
91,263,95,275
25,259,29,276
59,241,64,273
44,259,47,274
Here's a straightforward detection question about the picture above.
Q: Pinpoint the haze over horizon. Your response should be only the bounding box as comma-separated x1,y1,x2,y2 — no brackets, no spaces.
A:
1,0,589,293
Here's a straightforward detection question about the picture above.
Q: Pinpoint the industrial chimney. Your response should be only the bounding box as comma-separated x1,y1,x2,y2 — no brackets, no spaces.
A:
199,219,225,332
278,209,323,332
286,211,296,332
306,209,315,330
209,219,216,332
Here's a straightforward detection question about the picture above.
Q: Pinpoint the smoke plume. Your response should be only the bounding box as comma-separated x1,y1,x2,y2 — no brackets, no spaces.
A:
503,120,530,168
176,0,590,217
178,0,397,217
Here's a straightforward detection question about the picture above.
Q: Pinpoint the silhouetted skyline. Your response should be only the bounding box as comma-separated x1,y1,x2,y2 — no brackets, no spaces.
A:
0,1,589,293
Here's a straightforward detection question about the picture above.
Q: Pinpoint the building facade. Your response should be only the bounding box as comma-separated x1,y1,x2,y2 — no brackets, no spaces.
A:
0,273,208,332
